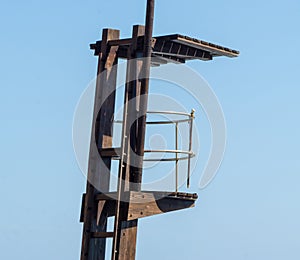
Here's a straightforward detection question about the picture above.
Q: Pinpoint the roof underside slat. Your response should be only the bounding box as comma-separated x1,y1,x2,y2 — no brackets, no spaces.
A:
154,34,239,58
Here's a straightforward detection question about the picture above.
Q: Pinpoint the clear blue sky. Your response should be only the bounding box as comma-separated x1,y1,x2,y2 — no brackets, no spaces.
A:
1,0,300,259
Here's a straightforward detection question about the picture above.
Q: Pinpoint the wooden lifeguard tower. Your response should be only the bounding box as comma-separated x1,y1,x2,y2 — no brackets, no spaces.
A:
79,1,239,259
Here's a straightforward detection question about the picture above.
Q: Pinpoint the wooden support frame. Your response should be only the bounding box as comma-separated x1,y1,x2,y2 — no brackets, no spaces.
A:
80,28,120,260
79,0,239,258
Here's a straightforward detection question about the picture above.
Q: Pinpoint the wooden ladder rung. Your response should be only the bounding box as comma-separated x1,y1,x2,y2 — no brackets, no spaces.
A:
98,147,121,158
91,232,114,238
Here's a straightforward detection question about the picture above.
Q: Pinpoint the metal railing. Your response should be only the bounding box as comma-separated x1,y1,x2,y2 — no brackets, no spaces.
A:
114,109,195,191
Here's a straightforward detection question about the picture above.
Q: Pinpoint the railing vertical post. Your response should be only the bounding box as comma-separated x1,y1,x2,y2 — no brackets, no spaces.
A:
187,109,195,188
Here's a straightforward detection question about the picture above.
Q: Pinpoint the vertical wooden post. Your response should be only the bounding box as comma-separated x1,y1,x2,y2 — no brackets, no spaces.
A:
111,25,145,260
81,28,120,260
112,1,155,258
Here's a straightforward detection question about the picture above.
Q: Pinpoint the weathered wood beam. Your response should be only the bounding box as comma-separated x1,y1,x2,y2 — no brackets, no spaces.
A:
80,28,120,260
91,232,114,238
111,24,146,260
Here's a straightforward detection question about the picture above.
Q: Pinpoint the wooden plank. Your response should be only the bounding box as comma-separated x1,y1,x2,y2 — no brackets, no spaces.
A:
95,191,198,201
94,191,197,221
98,147,121,158
127,191,197,220
95,193,117,201
153,39,212,61
156,34,239,57
91,232,114,238
174,35,239,57
117,220,138,260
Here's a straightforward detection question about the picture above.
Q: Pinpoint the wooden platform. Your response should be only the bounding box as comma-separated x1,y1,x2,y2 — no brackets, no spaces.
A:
81,191,198,222
90,34,239,65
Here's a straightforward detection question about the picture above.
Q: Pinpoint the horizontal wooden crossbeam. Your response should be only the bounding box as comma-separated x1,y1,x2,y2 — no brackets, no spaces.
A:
91,232,114,238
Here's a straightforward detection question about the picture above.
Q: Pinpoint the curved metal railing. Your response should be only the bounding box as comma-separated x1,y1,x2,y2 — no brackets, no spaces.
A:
113,110,195,191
